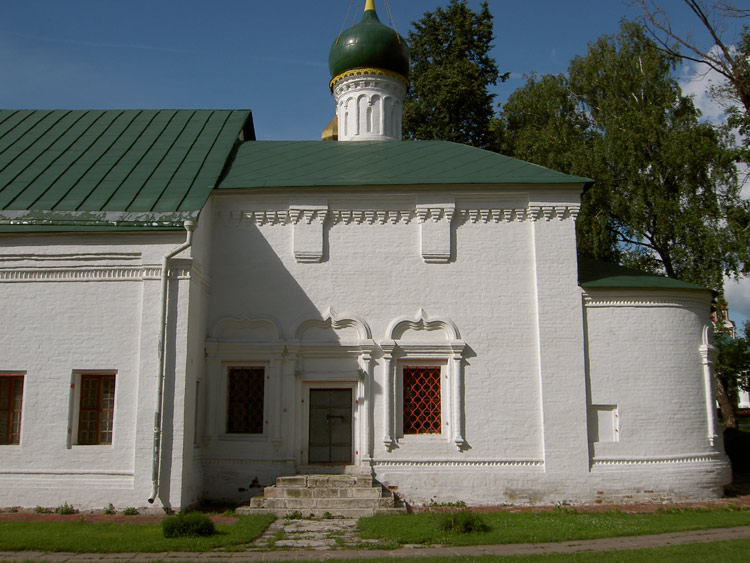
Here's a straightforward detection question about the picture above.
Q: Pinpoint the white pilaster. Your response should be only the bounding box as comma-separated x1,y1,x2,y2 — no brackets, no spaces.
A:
381,341,396,449
530,193,589,477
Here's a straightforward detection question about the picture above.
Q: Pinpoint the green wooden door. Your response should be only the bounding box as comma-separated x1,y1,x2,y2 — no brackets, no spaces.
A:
309,389,352,464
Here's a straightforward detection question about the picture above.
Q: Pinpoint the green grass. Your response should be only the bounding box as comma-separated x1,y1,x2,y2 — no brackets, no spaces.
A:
0,514,275,552
316,538,750,562
357,507,750,546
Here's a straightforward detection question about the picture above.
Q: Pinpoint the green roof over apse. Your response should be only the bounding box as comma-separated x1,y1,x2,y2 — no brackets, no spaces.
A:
578,257,707,291
218,140,591,189
0,109,253,232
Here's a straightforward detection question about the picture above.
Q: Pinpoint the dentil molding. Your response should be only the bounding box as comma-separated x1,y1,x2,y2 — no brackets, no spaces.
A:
371,459,544,468
243,205,581,226
591,453,723,467
0,265,192,283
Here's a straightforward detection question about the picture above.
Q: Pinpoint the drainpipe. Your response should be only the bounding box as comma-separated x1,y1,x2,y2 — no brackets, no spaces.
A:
148,220,196,504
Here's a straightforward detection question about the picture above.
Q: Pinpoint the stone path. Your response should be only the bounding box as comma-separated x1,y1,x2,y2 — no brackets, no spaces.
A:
250,517,385,550
1,522,750,562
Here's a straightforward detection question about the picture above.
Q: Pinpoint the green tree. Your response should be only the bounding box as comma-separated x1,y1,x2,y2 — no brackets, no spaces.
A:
633,2,749,112
497,21,748,290
634,1,750,161
404,0,506,148
713,320,750,429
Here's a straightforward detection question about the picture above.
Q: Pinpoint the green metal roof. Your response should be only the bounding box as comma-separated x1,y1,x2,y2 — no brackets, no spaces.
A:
0,109,253,231
578,257,707,291
218,140,591,189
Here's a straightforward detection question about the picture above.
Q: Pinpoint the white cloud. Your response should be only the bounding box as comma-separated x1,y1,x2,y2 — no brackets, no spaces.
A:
679,57,729,123
680,51,749,327
725,277,750,332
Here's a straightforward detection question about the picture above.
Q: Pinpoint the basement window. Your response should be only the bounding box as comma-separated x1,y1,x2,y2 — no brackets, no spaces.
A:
226,367,265,434
0,374,24,445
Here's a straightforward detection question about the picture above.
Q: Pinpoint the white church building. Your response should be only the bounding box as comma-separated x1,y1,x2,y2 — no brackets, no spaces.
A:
0,1,731,511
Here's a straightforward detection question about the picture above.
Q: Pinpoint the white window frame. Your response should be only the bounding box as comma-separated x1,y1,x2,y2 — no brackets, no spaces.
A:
0,371,25,446
397,361,448,439
382,309,466,451
223,362,269,439
68,370,117,448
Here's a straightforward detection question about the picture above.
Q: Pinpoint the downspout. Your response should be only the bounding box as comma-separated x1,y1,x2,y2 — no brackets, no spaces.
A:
700,325,719,447
148,220,196,504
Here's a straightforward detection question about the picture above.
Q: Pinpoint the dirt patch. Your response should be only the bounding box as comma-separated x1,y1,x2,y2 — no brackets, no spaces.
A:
413,493,750,515
0,512,239,524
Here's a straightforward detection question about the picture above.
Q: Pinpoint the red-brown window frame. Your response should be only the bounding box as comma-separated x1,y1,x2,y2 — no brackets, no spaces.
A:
226,366,265,434
402,366,442,435
0,375,24,445
78,373,116,445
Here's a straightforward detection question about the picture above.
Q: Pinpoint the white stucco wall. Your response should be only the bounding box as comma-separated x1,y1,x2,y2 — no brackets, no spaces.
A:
583,288,730,501
0,186,731,509
0,231,197,510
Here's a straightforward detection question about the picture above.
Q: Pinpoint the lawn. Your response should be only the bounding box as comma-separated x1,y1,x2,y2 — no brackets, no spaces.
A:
2,507,750,555
357,506,750,546
0,513,274,552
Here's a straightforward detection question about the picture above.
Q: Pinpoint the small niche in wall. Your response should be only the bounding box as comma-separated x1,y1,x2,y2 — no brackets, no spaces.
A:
588,405,619,443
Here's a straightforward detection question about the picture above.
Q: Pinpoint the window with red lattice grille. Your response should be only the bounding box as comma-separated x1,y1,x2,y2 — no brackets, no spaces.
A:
78,374,115,445
403,366,441,434
227,367,265,434
0,375,24,445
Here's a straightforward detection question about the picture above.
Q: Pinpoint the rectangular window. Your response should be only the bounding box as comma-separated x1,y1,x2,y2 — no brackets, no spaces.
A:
78,374,116,445
0,375,24,445
403,366,441,434
227,367,265,434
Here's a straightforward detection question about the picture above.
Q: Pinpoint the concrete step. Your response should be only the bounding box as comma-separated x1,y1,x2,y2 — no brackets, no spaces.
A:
256,497,397,510
276,475,375,488
262,486,382,499
237,507,383,518
237,473,407,518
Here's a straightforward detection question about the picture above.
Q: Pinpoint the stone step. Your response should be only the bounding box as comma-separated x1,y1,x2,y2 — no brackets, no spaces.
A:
263,486,383,499
275,475,375,488
257,497,397,510
237,507,383,518
237,473,408,518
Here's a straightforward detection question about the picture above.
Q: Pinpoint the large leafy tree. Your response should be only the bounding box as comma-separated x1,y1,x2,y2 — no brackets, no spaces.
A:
633,1,750,156
497,21,748,290
714,319,750,429
404,0,506,148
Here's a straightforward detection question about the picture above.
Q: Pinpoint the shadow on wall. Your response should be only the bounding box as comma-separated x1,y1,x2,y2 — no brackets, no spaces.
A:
208,221,326,340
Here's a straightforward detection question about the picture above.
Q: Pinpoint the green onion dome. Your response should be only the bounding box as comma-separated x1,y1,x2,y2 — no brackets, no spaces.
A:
328,1,410,87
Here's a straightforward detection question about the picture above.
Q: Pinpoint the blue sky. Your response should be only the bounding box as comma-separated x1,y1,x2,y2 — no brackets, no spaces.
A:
0,0,713,139
1,0,748,327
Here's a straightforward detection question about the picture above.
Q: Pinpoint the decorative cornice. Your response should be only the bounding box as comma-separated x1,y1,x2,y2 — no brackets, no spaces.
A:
591,454,723,467
371,460,544,468
0,265,191,283
0,469,134,476
583,293,711,309
330,67,409,90
289,206,328,225
242,206,580,226
0,252,140,263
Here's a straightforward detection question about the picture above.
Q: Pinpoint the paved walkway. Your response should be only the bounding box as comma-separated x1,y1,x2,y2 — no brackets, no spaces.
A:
1,522,750,562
